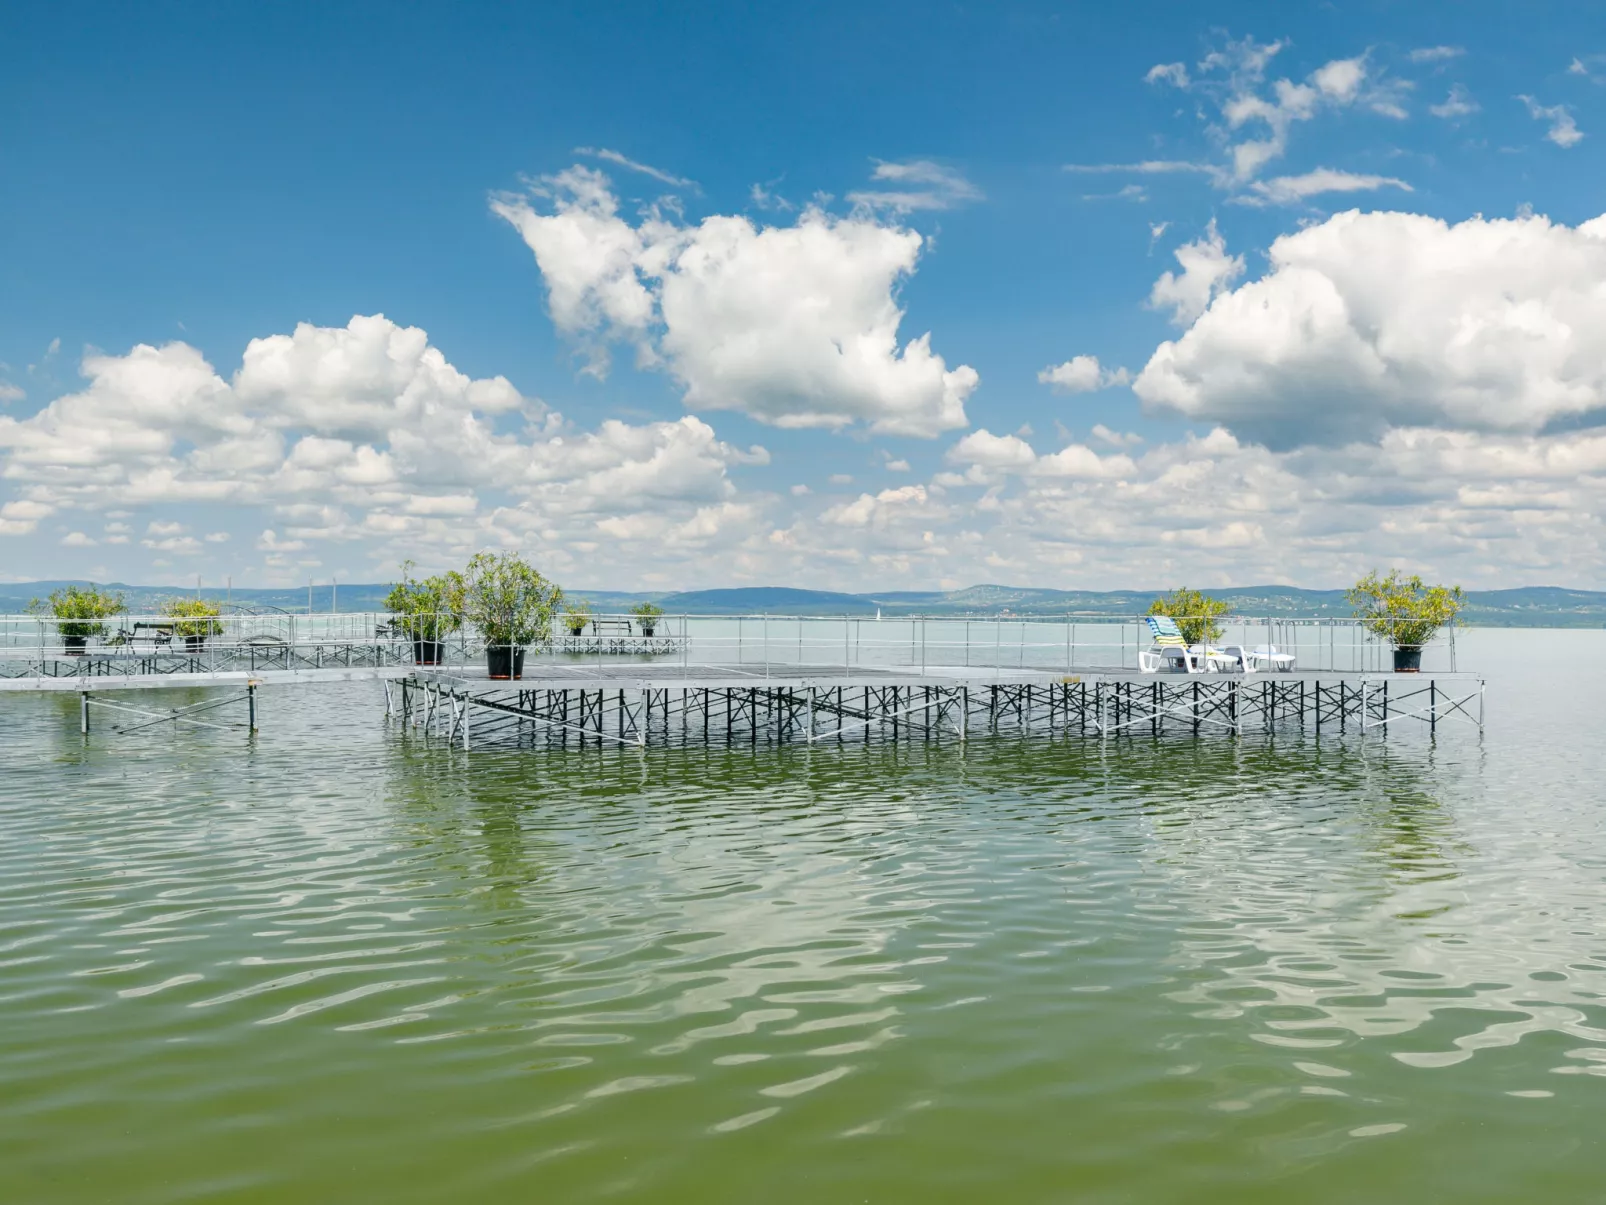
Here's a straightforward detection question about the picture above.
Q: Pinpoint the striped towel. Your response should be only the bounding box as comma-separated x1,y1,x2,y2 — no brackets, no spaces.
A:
1145,615,1188,647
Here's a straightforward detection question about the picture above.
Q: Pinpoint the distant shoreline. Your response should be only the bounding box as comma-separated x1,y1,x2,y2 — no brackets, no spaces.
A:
4,581,1605,628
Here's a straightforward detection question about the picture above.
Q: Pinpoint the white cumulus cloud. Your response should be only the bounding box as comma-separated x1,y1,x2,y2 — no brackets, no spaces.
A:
0,316,768,582
1134,208,1606,447
1037,355,1131,393
1518,96,1584,147
1147,221,1245,325
1430,84,1479,119
492,166,977,437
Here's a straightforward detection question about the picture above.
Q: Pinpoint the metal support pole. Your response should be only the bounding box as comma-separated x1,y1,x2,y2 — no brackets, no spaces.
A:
248,683,257,733
80,690,89,735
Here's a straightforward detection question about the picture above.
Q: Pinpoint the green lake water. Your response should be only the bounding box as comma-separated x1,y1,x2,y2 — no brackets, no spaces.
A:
3,629,1603,1202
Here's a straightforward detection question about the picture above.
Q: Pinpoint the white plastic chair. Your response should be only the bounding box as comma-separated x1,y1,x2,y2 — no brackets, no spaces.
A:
1139,616,1207,674
1192,644,1241,672
1244,644,1296,672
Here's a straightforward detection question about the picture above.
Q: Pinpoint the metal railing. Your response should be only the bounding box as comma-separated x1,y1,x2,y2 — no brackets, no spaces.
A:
0,611,1462,676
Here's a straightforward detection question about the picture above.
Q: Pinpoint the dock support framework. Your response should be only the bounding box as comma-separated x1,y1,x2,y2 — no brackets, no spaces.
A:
74,681,260,736
391,673,1485,751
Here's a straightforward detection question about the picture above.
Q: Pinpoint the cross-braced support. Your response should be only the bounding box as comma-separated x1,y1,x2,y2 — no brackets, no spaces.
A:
76,683,261,735
395,671,1485,752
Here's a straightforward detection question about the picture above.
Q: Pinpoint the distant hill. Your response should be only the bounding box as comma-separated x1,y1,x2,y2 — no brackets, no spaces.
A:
3,580,1604,626
659,587,881,615
0,580,391,614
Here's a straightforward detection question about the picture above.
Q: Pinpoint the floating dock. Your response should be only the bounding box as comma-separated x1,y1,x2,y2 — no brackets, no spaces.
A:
392,663,1485,750
0,612,1485,745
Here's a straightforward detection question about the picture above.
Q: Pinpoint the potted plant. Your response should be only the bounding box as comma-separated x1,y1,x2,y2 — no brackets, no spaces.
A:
164,598,224,651
1346,570,1465,672
1146,587,1229,647
630,601,665,638
386,561,466,665
463,550,562,680
562,600,594,637
30,584,124,654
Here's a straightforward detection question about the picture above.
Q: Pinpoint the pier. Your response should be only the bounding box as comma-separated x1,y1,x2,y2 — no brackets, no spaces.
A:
0,611,1484,744
393,662,1483,750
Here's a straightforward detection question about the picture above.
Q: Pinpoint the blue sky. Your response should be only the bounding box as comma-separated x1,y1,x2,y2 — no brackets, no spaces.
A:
3,1,1606,590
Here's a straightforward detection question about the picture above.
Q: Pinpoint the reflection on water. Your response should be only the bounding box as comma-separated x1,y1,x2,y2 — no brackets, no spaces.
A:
2,629,1606,1203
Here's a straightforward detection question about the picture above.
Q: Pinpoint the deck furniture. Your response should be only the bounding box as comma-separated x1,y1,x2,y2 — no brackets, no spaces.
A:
590,618,634,637
1243,644,1296,672
119,622,175,650
1190,644,1241,672
1139,616,1206,673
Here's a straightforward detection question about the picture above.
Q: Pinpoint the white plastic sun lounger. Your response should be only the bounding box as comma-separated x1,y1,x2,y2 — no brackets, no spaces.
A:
1243,644,1296,672
1139,616,1212,673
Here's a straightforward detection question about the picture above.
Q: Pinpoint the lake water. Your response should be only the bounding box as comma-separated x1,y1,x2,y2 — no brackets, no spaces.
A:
2,628,1603,1203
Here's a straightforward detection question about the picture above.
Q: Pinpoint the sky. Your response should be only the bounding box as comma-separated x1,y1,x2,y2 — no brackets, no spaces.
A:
3,0,1606,591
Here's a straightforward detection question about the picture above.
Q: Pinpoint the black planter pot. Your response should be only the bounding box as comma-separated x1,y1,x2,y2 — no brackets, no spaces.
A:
486,645,526,680
62,634,88,655
640,625,656,638
567,627,586,638
1393,646,1423,673
413,638,445,666
185,635,207,652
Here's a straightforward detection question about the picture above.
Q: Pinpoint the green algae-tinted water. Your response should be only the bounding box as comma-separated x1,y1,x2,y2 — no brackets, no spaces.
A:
2,629,1603,1203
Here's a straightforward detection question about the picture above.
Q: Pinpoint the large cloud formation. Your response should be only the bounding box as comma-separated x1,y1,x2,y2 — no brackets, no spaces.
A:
492,166,977,437
1134,209,1606,447
927,422,1606,586
0,315,767,578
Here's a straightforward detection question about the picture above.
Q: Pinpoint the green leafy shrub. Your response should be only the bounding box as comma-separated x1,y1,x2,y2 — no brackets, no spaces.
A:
561,599,594,635
385,561,466,641
1146,587,1229,646
30,584,125,640
1346,570,1464,648
630,601,664,633
163,597,223,639
464,551,562,646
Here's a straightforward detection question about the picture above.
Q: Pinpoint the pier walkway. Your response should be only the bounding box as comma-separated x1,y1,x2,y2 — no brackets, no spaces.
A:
396,662,1484,750
0,612,1484,744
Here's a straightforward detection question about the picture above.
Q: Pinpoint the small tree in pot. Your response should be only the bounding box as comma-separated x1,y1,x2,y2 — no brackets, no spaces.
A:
1146,587,1229,647
464,551,562,680
1346,570,1464,672
30,584,124,654
163,598,223,651
562,600,593,637
386,561,466,666
630,601,664,637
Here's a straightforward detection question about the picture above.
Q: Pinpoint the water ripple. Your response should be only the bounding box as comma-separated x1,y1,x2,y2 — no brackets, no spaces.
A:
3,633,1606,1201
